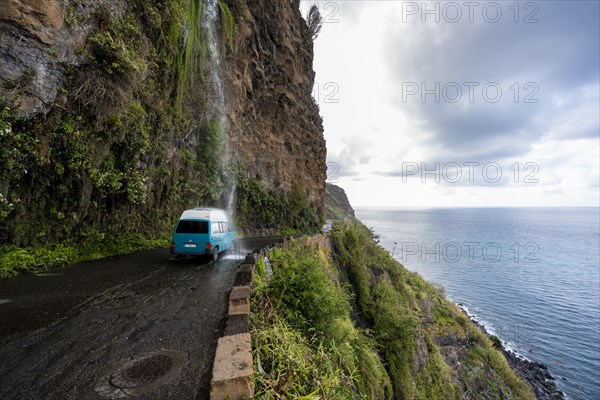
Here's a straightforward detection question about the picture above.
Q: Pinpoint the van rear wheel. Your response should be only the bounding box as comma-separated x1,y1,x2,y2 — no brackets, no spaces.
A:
212,247,219,261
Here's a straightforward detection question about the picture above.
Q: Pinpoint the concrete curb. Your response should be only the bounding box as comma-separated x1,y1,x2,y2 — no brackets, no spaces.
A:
210,333,254,400
210,254,258,400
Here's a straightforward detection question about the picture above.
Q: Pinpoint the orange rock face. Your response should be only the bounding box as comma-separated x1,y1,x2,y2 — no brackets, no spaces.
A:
0,0,64,44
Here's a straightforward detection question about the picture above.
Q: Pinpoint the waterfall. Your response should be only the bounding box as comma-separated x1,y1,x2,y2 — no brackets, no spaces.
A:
201,0,225,117
200,0,236,222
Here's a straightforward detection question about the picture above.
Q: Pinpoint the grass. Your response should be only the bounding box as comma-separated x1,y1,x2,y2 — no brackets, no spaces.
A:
251,238,392,399
0,233,169,279
250,221,535,399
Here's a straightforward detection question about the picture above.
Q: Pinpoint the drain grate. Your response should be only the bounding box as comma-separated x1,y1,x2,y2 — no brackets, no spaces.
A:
95,350,186,398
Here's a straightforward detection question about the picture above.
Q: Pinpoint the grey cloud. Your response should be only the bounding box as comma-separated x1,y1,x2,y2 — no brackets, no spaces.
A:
326,156,358,178
327,135,374,177
383,1,599,162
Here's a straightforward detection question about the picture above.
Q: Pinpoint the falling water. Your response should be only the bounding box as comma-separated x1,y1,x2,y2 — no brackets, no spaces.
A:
201,0,236,220
201,0,225,116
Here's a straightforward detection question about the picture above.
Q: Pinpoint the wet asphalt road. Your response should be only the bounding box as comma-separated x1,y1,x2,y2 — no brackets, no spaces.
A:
0,237,280,400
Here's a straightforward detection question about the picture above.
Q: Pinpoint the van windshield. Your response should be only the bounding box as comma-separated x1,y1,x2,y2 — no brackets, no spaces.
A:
176,220,209,234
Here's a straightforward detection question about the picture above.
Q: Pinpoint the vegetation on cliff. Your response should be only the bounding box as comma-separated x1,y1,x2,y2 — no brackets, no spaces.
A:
250,222,535,399
235,167,322,234
325,182,355,220
1,0,226,246
0,0,225,276
1,0,324,277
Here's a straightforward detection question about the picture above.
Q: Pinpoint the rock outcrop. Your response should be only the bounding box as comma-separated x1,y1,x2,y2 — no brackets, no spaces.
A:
0,0,117,116
224,0,326,210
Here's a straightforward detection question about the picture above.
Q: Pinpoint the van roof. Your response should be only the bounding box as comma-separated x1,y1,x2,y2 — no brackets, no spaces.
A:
179,208,229,221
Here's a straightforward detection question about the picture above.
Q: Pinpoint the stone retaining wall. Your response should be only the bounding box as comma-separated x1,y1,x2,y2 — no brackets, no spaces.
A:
209,254,258,400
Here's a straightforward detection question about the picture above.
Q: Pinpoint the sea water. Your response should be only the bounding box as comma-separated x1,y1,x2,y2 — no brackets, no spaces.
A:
356,207,600,400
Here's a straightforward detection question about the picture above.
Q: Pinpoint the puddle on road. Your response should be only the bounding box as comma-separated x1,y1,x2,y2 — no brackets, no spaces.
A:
0,299,11,305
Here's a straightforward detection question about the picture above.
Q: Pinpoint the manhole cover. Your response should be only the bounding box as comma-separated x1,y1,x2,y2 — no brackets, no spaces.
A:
95,350,186,398
110,354,174,388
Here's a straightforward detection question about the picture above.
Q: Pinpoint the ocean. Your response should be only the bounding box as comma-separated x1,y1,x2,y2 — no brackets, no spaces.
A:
355,207,600,400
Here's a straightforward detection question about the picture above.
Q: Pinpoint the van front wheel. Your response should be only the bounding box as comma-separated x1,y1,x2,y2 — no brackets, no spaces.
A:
212,247,219,261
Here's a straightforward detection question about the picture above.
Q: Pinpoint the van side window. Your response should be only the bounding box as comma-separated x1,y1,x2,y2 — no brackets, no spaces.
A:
223,222,229,232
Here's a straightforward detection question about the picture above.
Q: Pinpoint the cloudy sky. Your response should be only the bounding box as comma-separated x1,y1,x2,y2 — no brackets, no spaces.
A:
300,1,599,207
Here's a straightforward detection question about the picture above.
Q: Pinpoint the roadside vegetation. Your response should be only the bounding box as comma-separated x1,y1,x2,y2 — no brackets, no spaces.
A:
251,237,392,399
250,220,535,399
0,234,168,279
235,166,322,235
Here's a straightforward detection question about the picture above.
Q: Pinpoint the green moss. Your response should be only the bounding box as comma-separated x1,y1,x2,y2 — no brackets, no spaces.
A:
64,6,76,27
218,0,236,54
174,0,208,115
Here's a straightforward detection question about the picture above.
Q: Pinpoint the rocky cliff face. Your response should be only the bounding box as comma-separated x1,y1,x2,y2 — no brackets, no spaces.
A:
224,0,326,210
1,0,70,116
325,183,354,220
0,0,123,116
0,0,326,245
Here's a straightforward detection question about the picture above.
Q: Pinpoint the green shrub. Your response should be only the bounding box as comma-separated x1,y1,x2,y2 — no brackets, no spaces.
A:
88,32,134,75
0,244,77,278
490,335,503,350
253,315,358,399
267,244,350,336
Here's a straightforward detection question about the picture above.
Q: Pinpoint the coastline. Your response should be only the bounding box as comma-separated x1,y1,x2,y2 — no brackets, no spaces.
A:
458,304,565,400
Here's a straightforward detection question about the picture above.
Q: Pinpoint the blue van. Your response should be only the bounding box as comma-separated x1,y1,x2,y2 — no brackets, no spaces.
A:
170,208,235,260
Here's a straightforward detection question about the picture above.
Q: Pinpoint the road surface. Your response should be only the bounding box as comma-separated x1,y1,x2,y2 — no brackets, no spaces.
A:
0,237,280,400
